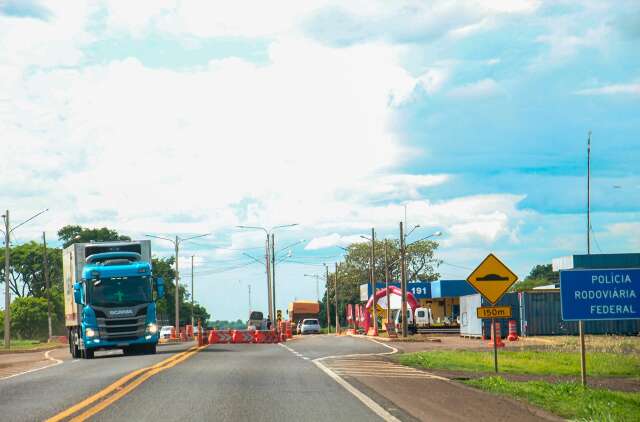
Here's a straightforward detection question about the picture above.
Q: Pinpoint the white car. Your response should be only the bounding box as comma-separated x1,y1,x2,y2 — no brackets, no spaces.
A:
300,318,321,335
159,326,174,339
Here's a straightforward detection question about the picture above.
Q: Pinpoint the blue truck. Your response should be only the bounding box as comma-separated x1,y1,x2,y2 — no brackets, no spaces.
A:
63,240,164,359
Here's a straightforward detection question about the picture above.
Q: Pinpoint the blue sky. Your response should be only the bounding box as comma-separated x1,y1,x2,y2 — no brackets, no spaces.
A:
1,1,638,320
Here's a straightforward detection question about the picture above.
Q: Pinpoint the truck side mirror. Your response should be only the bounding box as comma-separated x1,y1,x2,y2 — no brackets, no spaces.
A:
73,282,84,305
155,277,165,299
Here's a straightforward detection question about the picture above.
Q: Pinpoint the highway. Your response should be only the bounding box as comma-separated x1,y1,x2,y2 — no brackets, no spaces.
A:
0,335,394,421
0,335,559,422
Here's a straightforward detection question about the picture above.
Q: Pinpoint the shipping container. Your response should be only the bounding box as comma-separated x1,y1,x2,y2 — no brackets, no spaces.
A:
460,293,521,338
519,290,640,336
460,294,482,337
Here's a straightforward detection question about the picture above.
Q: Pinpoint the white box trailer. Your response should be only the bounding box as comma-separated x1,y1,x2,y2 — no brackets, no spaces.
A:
63,240,152,328
459,293,483,337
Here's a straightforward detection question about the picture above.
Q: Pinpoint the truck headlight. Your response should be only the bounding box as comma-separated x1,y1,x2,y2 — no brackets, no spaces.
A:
147,323,158,334
85,327,97,338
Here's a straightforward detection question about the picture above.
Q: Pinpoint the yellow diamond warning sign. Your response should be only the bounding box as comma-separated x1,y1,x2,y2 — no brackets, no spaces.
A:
466,253,518,304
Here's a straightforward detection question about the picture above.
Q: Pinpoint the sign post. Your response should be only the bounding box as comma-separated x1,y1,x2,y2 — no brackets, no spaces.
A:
560,268,640,386
467,253,518,373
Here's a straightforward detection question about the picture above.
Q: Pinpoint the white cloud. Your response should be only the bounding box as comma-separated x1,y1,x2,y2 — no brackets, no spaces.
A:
305,233,367,250
575,83,640,96
447,78,501,98
606,222,640,249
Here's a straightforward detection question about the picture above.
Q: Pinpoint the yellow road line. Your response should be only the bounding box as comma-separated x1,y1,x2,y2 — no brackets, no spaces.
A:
46,345,201,422
69,346,205,422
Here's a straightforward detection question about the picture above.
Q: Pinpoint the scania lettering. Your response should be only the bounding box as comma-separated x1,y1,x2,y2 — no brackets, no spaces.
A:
63,240,165,359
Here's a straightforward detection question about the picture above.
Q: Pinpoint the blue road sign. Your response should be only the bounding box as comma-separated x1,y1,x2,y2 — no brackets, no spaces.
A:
560,268,640,321
365,282,432,299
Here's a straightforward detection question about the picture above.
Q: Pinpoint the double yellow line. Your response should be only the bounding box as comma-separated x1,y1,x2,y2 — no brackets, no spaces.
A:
47,345,207,422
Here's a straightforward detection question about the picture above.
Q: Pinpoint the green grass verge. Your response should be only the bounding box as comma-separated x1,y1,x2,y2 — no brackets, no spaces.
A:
398,350,640,377
465,377,640,422
0,339,61,352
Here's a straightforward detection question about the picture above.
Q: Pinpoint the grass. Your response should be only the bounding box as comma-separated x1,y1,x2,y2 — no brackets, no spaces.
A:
530,335,640,354
465,376,640,422
398,350,640,377
0,339,64,352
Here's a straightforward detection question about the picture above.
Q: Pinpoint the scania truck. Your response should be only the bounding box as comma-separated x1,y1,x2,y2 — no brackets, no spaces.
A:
63,240,165,359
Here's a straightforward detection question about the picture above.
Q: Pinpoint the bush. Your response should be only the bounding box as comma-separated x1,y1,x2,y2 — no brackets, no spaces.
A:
11,297,49,340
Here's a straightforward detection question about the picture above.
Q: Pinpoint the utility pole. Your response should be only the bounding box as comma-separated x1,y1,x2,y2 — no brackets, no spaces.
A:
580,131,592,387
145,232,210,336
335,262,340,334
384,240,391,331
174,236,180,334
325,264,331,333
43,232,52,341
400,221,408,337
265,237,273,323
370,228,378,336
191,255,195,328
3,211,10,349
248,284,252,315
271,233,278,334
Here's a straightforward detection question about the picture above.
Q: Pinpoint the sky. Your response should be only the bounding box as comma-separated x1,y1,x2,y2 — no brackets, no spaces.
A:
1,0,639,320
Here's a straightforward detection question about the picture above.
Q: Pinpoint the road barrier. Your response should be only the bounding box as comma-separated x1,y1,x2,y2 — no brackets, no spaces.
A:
231,330,254,344
285,321,292,339
507,320,519,341
488,321,505,348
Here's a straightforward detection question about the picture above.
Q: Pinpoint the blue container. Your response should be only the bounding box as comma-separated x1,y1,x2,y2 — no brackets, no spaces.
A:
431,280,476,298
520,291,640,336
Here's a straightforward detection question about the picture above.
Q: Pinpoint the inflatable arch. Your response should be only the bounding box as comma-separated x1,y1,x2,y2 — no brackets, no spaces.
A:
363,286,419,332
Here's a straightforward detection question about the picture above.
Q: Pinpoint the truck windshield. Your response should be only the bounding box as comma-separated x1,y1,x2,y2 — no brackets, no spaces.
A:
88,276,152,307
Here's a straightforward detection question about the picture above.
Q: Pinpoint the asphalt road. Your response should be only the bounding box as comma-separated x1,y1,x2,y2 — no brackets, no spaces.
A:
0,335,392,422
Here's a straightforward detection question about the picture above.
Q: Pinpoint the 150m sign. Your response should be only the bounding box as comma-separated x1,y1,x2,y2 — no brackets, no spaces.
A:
477,306,512,319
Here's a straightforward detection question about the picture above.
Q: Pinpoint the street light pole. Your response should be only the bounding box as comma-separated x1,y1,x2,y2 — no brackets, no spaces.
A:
271,233,277,331
145,232,210,337
265,236,273,324
2,208,49,349
400,221,408,337
325,264,331,333
237,224,298,334
3,211,9,349
384,240,391,332
191,255,195,328
371,229,378,336
174,236,180,336
43,232,52,341
335,262,340,334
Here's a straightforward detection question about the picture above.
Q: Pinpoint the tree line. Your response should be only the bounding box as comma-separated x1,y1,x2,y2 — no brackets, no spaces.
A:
1,225,210,340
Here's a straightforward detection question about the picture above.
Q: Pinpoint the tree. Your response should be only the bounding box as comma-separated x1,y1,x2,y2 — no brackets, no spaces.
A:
511,264,559,292
11,297,49,340
58,225,131,248
0,242,62,298
322,238,441,326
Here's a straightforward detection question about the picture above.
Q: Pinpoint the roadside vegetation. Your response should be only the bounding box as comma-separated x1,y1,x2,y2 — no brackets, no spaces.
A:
398,349,639,377
465,377,640,422
0,339,64,352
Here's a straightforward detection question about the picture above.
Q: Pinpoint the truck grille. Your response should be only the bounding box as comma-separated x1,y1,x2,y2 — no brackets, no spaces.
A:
93,305,148,340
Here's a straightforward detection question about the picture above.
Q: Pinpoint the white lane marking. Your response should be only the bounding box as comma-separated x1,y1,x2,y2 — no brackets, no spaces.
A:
283,336,401,421
302,357,310,360
313,359,401,422
0,349,64,380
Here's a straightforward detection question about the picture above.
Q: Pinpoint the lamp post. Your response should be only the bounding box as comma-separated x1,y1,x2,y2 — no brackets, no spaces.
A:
399,226,442,337
237,224,298,333
361,229,378,336
145,233,210,337
2,208,49,349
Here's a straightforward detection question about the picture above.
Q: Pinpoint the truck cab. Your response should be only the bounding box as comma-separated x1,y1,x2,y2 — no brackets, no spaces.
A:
65,241,164,359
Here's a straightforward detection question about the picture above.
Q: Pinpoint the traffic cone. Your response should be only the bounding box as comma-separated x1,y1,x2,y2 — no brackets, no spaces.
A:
508,320,519,341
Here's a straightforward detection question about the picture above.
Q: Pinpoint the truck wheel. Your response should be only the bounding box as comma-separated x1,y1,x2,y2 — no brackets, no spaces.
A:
70,331,80,358
147,344,157,355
